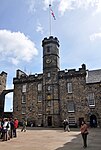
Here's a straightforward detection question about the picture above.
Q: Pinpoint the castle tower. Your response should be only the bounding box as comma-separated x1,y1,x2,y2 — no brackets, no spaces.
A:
42,36,60,72
42,36,60,127
0,71,7,115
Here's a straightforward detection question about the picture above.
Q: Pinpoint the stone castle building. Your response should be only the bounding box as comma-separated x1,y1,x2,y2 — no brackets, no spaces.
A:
13,36,101,127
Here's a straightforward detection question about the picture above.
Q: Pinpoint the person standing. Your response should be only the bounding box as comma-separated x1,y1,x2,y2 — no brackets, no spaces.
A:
2,118,8,141
0,118,3,139
80,120,89,148
10,118,14,138
92,119,96,127
13,118,18,137
6,118,11,140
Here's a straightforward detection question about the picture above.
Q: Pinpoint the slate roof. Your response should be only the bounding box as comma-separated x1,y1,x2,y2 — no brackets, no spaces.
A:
86,69,101,83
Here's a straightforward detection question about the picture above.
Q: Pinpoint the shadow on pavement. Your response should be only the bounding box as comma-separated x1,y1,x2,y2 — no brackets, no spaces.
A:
55,128,101,150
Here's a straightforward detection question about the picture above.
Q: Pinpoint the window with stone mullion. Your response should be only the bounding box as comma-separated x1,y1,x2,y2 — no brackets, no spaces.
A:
22,94,26,103
88,93,95,106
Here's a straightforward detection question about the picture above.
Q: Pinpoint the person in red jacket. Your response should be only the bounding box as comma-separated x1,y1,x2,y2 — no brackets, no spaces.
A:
13,118,18,137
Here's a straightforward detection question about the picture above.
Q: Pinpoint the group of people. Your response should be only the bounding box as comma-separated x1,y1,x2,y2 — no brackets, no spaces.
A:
0,117,18,141
0,116,89,148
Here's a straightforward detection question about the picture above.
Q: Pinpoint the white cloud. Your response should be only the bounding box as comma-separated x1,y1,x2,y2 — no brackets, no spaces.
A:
27,0,36,14
58,0,100,16
93,1,101,15
0,30,38,65
90,32,101,41
59,0,73,14
36,23,44,34
26,0,101,15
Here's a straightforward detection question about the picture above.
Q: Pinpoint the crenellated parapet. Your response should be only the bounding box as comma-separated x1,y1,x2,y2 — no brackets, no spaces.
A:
13,69,43,84
42,36,59,47
59,64,86,79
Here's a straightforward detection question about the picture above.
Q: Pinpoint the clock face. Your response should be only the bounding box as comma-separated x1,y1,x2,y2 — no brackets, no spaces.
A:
46,58,51,63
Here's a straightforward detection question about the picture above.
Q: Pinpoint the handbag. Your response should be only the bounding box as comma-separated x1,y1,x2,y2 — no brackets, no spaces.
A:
6,123,9,128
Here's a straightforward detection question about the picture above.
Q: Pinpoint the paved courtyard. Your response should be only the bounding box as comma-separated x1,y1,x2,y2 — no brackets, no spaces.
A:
0,127,101,150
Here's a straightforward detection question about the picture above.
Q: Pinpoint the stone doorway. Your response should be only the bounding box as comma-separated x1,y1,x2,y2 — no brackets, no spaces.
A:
48,116,52,126
90,114,97,127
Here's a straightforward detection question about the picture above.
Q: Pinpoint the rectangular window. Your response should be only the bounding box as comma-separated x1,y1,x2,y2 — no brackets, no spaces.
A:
67,82,72,93
38,83,42,91
22,106,26,114
38,95,42,102
87,93,95,107
68,101,75,112
22,95,26,103
47,46,50,52
47,72,51,78
22,84,26,93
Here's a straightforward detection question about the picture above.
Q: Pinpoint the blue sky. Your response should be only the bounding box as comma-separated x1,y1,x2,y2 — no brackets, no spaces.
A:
0,0,101,111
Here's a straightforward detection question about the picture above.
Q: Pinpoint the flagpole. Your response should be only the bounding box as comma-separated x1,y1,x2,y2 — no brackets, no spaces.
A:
49,4,52,36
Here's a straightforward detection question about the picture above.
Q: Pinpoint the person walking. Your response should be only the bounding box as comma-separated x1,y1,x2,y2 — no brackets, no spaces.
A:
21,120,27,132
65,119,70,132
80,120,89,148
63,120,66,131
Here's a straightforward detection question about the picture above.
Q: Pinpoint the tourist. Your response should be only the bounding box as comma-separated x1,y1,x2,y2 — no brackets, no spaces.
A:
13,118,19,137
65,119,70,132
21,119,27,132
80,120,89,148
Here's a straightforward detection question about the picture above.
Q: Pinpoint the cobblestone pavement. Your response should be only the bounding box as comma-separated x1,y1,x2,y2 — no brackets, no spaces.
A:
0,127,101,150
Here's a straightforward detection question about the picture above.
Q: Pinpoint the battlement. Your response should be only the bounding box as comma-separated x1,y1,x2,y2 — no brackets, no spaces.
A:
59,64,86,79
13,70,43,84
42,36,59,47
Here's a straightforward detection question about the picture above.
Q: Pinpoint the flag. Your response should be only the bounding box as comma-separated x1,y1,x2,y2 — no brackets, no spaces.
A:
49,4,56,20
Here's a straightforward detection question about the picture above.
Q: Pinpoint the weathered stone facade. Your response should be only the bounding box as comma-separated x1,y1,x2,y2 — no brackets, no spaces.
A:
13,36,101,127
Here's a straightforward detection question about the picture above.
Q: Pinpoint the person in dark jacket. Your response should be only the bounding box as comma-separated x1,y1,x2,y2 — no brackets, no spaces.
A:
10,118,14,138
63,120,66,131
21,120,27,132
